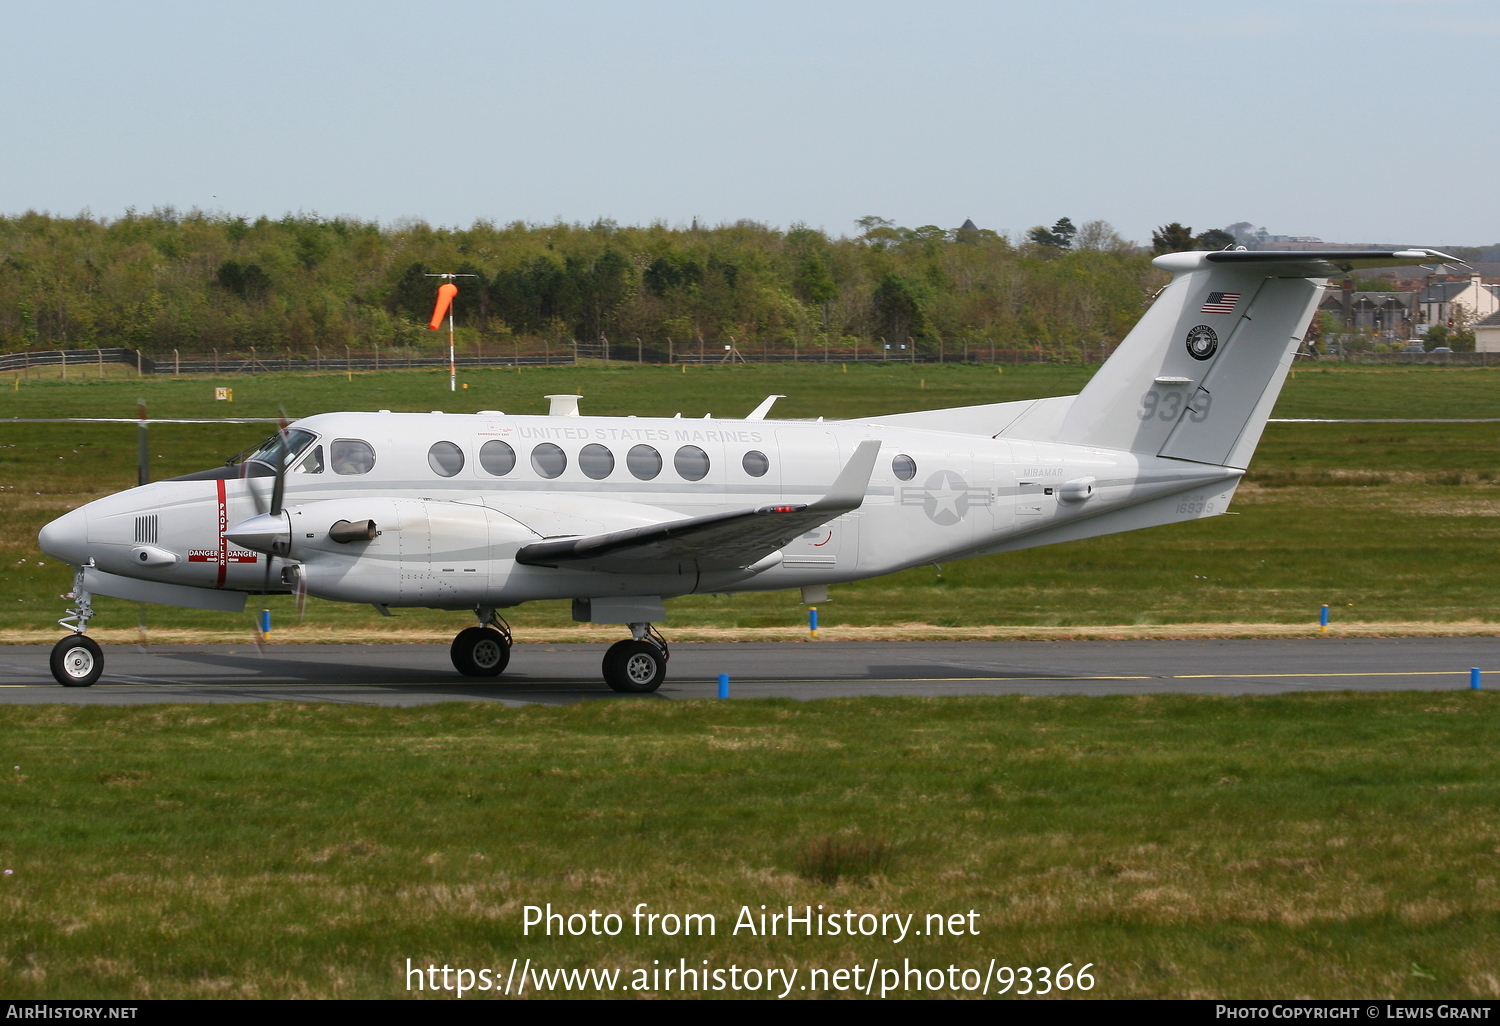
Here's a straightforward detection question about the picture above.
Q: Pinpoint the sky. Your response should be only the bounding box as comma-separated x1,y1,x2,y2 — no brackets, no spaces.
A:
0,0,1494,247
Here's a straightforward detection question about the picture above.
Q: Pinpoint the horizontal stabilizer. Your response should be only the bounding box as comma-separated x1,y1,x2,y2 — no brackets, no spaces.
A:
517,440,881,574
1199,248,1464,274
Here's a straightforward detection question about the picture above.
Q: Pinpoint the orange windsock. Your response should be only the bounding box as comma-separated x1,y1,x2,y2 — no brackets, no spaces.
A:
429,282,459,329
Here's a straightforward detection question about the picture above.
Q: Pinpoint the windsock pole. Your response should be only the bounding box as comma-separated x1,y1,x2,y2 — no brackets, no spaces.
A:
426,274,477,394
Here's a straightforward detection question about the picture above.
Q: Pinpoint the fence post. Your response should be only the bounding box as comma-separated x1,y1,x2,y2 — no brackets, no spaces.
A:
174,349,179,377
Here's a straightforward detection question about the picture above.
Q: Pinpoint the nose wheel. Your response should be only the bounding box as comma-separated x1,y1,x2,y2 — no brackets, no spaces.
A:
51,634,103,687
51,570,101,687
602,625,669,693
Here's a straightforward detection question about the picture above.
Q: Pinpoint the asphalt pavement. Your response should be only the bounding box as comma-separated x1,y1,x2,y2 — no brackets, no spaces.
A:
0,637,1494,706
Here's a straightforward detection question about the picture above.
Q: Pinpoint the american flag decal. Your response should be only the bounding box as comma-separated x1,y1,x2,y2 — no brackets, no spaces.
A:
1201,291,1241,315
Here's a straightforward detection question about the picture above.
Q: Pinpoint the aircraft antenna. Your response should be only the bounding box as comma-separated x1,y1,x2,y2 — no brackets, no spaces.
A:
426,273,480,392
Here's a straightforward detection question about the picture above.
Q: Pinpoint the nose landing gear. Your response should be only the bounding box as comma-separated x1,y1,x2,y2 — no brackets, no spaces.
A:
602,623,669,693
51,568,101,687
450,607,512,677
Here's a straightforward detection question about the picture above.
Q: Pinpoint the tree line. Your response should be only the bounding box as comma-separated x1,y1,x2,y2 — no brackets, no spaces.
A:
0,209,1187,360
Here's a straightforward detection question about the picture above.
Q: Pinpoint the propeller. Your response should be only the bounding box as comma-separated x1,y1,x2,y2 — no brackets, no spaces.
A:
293,565,307,621
256,406,293,647
137,398,149,488
137,400,150,648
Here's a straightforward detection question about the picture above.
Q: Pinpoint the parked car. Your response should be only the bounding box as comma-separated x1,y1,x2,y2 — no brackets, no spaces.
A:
1402,343,1426,353
1430,346,1454,354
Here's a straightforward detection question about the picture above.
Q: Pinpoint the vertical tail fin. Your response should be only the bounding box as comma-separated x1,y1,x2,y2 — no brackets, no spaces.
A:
1055,248,1459,469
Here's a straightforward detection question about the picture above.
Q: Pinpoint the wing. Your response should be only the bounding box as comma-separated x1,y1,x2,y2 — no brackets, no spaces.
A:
515,440,881,574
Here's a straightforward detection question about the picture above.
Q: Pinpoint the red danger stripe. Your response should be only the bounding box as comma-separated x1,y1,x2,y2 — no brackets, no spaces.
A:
216,478,228,587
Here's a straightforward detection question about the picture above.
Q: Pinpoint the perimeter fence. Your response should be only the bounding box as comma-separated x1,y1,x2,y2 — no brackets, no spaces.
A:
0,343,1495,377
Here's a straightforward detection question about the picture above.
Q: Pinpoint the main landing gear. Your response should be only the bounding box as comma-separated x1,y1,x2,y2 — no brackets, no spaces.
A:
602,623,669,694
450,611,668,692
51,569,102,687
451,608,512,677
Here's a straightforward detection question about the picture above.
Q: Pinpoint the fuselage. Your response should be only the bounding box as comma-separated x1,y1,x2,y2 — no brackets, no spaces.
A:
39,408,1241,610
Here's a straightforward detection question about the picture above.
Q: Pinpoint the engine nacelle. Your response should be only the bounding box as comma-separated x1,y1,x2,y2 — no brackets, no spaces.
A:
284,497,536,607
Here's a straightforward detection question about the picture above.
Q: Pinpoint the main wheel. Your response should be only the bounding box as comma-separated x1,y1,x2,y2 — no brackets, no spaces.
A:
50,635,103,687
602,639,666,693
450,626,510,677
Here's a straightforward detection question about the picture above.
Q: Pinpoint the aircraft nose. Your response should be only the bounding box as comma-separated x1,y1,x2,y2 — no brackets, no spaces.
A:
38,507,89,565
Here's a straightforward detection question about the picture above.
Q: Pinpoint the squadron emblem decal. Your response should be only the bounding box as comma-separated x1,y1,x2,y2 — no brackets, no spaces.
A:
1185,324,1218,361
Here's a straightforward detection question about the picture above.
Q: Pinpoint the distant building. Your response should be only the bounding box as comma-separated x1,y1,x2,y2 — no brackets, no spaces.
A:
1318,289,1416,336
1475,310,1500,353
1418,274,1500,329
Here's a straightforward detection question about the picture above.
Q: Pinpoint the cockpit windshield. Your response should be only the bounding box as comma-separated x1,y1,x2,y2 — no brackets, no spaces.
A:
240,429,317,471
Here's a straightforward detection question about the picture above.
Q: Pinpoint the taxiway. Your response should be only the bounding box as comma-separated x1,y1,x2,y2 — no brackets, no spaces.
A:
0,637,1493,706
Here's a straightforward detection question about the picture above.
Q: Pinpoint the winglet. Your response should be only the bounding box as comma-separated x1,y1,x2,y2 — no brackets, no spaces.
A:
809,439,881,512
746,394,787,420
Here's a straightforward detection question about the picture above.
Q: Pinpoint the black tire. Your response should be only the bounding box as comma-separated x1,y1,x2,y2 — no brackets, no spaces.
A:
50,635,103,687
450,626,510,677
602,639,666,693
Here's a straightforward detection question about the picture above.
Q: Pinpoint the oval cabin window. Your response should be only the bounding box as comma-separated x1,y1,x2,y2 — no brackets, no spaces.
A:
892,454,917,481
428,441,465,477
330,439,376,476
531,442,567,479
578,443,615,480
479,439,516,476
742,450,769,477
627,444,662,481
674,445,710,481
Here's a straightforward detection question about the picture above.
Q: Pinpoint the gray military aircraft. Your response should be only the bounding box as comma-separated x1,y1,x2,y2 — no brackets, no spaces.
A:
37,248,1455,691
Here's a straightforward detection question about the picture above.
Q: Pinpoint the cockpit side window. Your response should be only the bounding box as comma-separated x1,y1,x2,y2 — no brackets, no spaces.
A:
243,429,316,472
330,439,376,475
294,445,324,474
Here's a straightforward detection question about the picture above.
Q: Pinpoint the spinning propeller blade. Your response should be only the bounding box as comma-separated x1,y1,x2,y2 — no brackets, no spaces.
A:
136,399,148,487
257,406,294,648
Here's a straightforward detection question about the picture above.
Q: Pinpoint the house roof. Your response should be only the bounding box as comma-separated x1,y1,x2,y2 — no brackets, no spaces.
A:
1416,280,1500,300
1319,291,1415,309
1475,309,1500,328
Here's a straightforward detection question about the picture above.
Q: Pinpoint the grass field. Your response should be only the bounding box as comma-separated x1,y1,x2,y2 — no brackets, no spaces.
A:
3,365,1499,1001
1,362,1497,639
3,693,1499,999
